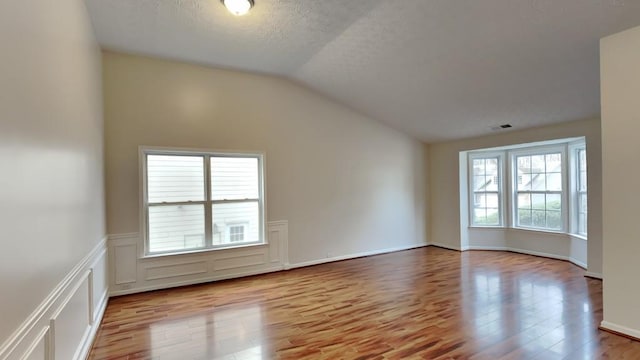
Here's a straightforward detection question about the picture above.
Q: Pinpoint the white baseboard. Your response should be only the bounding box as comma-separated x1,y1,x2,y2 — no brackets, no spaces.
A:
585,272,603,280
0,237,108,360
601,321,640,340
109,265,284,297
286,243,429,270
428,243,462,251
465,245,587,269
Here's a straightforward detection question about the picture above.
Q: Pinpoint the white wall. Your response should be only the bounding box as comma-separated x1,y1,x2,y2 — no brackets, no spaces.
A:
600,25,640,338
429,119,602,275
0,0,107,359
103,52,429,292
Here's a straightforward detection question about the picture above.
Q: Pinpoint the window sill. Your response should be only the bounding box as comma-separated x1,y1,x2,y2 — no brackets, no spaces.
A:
469,226,585,239
510,227,568,237
569,233,588,241
142,241,267,260
468,226,506,230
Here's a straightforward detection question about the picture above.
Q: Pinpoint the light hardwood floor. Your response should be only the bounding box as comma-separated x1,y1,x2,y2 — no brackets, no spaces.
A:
88,247,640,359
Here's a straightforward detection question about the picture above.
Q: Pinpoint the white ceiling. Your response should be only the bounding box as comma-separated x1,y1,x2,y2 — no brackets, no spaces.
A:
85,0,640,142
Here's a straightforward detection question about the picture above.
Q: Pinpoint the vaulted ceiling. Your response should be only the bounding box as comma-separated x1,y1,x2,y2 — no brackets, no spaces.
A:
85,0,640,142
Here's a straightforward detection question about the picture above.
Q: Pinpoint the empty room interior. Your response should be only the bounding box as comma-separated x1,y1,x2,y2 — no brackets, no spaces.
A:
4,0,640,359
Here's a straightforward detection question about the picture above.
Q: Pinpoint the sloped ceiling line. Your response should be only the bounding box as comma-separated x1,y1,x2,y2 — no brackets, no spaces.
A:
85,0,640,142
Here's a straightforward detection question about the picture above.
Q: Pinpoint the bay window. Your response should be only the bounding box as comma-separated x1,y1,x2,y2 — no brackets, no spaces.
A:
467,139,586,237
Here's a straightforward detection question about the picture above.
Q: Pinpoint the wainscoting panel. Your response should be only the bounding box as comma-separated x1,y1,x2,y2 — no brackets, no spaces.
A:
0,238,108,360
108,221,289,296
20,327,47,360
50,274,91,360
144,261,208,281
213,252,266,271
112,241,137,285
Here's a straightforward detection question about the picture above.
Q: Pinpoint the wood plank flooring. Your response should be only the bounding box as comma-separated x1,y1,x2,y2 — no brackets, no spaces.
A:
88,247,640,359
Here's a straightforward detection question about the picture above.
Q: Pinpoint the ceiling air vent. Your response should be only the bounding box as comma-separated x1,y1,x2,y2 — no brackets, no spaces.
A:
490,124,513,131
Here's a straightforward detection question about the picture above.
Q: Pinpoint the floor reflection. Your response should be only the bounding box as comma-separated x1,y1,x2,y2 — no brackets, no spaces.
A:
89,248,639,359
149,304,265,359
462,255,600,359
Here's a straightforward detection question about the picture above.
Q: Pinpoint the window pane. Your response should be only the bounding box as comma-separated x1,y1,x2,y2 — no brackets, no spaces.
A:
579,193,588,213
147,155,204,203
545,153,562,173
517,156,531,174
211,157,259,201
485,175,499,192
518,193,531,210
546,210,562,230
531,173,546,191
532,210,546,227
485,193,499,208
212,202,260,245
473,208,487,224
485,159,498,176
579,213,587,234
546,194,560,211
148,205,205,253
518,174,531,191
473,159,485,176
579,149,587,192
518,209,532,226
531,155,545,173
531,194,545,210
474,193,486,208
473,176,487,191
546,173,562,191
579,171,587,191
485,208,499,225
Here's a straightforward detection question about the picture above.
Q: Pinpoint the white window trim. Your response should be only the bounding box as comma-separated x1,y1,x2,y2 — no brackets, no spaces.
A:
468,152,506,227
509,144,568,233
139,146,267,258
568,142,587,237
466,139,586,239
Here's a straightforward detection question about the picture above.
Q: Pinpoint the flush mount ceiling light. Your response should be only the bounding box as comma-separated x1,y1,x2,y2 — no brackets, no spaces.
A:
222,0,254,16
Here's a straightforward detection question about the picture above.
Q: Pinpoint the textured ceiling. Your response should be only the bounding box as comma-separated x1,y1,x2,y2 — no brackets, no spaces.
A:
85,0,640,142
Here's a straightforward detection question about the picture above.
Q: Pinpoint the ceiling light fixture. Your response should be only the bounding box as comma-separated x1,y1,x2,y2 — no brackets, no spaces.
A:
222,0,254,16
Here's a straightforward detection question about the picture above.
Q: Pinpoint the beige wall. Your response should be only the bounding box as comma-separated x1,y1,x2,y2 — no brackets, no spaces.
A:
600,25,640,337
0,0,105,345
103,52,429,265
429,118,602,275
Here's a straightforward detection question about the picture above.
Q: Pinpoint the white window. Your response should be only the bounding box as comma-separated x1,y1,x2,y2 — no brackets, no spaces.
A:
466,138,586,237
469,154,503,226
513,149,564,231
574,146,588,236
142,149,265,255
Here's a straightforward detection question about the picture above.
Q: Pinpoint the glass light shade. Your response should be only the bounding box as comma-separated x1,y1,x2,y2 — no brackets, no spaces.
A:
223,0,253,16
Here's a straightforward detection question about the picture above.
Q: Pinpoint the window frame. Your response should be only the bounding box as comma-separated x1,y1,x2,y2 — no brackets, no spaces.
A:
569,142,588,237
509,145,568,233
466,139,586,238
468,152,505,227
140,146,267,257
